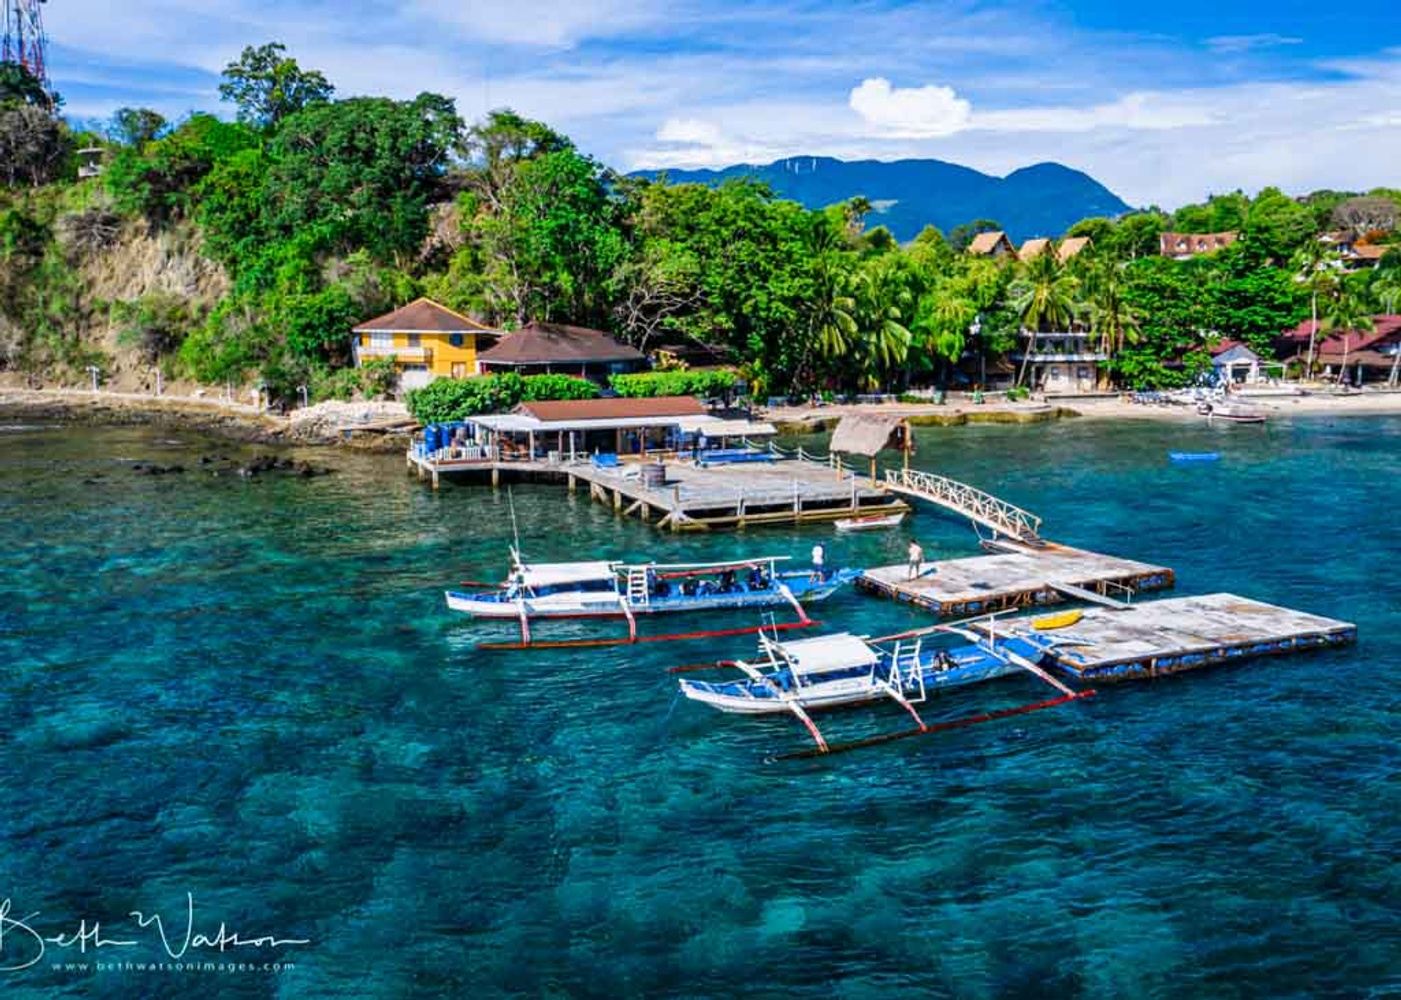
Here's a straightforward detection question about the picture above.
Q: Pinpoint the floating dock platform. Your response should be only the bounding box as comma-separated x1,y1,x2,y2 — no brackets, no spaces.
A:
858,541,1175,617
990,594,1357,683
406,452,907,532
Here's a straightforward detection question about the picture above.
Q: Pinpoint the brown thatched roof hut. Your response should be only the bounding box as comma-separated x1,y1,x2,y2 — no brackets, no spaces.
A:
829,415,906,456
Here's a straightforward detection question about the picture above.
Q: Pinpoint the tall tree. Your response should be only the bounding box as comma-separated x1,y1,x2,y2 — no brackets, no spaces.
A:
106,107,167,148
0,102,73,187
1290,242,1341,377
1368,267,1401,385
1082,258,1141,362
218,43,334,128
1321,291,1375,384
1009,251,1080,387
806,251,857,362
849,255,912,388
0,61,49,106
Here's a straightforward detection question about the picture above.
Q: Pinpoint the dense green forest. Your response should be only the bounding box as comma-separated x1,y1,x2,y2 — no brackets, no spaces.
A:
2,45,1399,405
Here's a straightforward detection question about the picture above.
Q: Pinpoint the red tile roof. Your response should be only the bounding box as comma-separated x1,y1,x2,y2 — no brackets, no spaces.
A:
517,396,706,422
1280,315,1401,352
478,323,645,365
353,298,498,334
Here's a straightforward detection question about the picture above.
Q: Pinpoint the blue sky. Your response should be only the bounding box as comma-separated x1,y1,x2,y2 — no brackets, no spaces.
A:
42,0,1401,208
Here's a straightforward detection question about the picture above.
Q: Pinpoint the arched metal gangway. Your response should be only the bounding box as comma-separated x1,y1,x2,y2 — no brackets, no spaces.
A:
883,468,1043,543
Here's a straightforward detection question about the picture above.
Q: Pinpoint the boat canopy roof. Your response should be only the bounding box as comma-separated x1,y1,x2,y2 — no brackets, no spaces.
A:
775,633,878,675
518,561,618,587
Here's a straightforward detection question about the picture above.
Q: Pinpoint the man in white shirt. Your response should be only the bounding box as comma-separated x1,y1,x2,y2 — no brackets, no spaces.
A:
907,540,924,580
811,542,827,581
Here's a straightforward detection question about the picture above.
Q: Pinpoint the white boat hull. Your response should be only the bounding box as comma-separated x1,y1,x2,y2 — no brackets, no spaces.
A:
834,512,907,532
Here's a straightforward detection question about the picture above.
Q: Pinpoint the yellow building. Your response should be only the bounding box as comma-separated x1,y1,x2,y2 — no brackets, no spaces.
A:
351,298,501,391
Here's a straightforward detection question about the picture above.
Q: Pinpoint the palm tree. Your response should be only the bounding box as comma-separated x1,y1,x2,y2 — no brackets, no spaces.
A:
1321,290,1375,385
1009,251,1080,388
1083,258,1142,360
807,252,857,362
1371,268,1401,386
850,260,912,388
1290,242,1341,378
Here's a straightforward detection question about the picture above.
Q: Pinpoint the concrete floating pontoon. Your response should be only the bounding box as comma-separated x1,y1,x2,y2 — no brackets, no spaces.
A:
858,542,1175,617
991,593,1357,683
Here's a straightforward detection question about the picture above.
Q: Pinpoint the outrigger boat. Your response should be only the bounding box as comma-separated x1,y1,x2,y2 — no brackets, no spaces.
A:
447,552,859,649
677,619,1095,758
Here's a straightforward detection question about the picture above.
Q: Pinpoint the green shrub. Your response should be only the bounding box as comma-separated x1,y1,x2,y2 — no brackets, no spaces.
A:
607,368,737,398
311,366,362,402
359,356,398,400
405,372,598,423
521,373,598,401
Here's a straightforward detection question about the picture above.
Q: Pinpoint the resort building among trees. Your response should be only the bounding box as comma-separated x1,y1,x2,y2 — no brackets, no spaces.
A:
476,322,649,384
1210,340,1274,384
352,298,502,391
1018,237,1051,261
1056,236,1092,263
1159,231,1239,259
1012,331,1107,394
1279,315,1401,385
966,231,1017,258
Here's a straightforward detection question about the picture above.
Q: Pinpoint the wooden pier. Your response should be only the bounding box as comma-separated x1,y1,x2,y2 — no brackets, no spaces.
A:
857,541,1175,616
406,449,907,531
984,594,1357,683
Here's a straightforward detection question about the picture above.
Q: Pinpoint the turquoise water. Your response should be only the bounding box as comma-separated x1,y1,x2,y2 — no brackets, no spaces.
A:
1,416,1397,997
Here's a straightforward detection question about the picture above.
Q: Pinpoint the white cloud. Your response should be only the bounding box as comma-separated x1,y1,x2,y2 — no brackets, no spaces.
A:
973,92,1217,133
848,78,971,137
1205,33,1303,54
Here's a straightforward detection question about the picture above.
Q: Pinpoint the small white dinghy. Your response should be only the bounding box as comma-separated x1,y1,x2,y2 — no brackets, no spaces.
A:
834,511,906,533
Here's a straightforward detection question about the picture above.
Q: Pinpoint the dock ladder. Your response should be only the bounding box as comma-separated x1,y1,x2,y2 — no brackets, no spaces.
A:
626,568,650,606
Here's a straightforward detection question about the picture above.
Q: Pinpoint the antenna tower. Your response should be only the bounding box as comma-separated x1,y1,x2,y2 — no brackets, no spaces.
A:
2,0,51,95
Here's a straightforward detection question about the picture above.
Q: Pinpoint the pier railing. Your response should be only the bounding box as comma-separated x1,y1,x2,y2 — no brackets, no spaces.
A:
883,468,1043,541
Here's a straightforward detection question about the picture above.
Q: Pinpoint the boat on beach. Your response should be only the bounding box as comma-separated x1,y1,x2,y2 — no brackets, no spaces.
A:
833,511,907,532
677,621,1092,755
1198,400,1267,424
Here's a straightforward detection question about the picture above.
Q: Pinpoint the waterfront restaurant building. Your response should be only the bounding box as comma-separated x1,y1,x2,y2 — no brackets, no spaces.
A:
352,298,501,390
476,322,648,384
464,396,775,461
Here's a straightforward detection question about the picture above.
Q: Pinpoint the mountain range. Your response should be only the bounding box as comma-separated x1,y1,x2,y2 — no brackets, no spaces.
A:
630,156,1134,243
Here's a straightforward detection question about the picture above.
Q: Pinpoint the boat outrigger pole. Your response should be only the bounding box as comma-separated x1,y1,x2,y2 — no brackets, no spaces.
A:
772,690,1094,762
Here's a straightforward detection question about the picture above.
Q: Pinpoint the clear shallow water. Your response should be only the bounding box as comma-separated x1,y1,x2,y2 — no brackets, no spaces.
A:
0,416,1397,998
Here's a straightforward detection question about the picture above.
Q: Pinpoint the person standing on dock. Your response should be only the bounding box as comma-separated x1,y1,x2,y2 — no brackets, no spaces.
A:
907,540,925,580
811,542,827,581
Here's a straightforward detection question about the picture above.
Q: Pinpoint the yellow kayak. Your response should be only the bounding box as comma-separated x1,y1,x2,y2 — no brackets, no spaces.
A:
1032,609,1083,630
